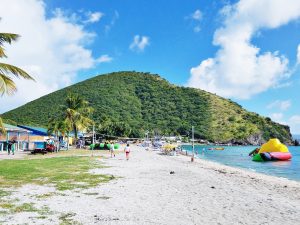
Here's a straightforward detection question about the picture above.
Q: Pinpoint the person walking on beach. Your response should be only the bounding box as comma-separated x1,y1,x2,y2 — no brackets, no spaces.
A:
7,141,12,155
124,143,130,160
11,140,16,155
110,142,115,158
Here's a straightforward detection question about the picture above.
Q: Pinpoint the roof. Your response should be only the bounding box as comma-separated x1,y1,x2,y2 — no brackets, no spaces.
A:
3,123,31,133
17,125,49,136
17,125,82,137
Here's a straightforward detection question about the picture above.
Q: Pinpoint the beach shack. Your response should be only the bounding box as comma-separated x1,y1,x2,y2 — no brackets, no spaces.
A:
0,123,32,151
19,125,76,148
17,125,54,149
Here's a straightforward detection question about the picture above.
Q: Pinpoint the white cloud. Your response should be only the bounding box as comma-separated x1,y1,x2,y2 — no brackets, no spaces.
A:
193,26,201,33
105,11,119,34
269,113,284,122
297,44,300,64
188,0,300,99
186,9,203,33
0,0,108,113
96,54,113,63
129,35,150,52
192,10,202,21
267,100,291,111
289,115,300,134
85,12,104,24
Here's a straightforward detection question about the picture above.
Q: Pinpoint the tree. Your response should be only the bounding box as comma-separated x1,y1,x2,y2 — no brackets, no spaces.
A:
0,33,34,95
0,32,34,133
48,118,71,150
62,93,94,143
0,117,5,134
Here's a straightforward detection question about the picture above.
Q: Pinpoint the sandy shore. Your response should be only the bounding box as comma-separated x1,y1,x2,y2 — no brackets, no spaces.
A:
1,145,300,225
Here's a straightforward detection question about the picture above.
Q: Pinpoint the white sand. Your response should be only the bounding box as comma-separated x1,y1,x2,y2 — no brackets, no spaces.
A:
1,145,300,225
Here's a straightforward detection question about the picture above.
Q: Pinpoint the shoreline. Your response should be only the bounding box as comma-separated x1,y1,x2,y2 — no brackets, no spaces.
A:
175,148,300,186
179,145,300,182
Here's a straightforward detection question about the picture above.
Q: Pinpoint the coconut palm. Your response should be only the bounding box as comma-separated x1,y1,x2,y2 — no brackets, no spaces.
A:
0,33,34,95
0,117,5,134
48,118,71,150
0,32,34,133
62,93,94,144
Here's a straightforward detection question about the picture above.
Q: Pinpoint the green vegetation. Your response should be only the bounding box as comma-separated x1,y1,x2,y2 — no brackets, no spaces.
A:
0,156,114,190
2,71,292,143
48,93,94,143
59,212,81,225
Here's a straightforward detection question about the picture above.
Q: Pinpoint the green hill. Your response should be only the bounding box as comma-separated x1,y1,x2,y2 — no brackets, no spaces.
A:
2,71,292,144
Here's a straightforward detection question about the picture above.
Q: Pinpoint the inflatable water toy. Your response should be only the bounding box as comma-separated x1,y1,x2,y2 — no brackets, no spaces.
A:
251,138,292,162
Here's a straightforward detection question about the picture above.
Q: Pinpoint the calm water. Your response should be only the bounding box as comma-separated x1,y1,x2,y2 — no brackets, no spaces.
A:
182,145,300,181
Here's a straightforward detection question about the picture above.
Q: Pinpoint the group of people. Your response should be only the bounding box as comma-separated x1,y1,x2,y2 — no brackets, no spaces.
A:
110,142,131,160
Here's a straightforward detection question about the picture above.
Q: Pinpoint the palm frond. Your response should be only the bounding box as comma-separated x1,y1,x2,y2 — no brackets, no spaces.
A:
0,33,19,46
0,47,6,58
0,117,6,134
0,63,34,80
0,74,17,96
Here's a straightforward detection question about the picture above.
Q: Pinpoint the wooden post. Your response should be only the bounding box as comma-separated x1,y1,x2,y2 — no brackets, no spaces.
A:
191,126,195,162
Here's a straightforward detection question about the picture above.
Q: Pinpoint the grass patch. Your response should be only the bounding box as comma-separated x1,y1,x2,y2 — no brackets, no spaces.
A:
0,202,14,209
0,201,52,215
0,156,114,190
12,203,37,213
36,192,56,199
59,212,82,225
96,196,110,200
0,189,10,198
26,149,112,159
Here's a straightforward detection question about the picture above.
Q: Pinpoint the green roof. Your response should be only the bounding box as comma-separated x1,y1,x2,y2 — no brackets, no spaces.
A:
3,123,31,133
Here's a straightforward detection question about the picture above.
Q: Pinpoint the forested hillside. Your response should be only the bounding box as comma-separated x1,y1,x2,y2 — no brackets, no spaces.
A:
2,71,292,144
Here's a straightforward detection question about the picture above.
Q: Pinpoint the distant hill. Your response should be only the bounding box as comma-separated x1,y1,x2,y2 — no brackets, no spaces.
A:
2,71,293,144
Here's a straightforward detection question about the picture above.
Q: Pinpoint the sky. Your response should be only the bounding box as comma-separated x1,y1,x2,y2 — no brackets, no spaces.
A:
0,0,300,134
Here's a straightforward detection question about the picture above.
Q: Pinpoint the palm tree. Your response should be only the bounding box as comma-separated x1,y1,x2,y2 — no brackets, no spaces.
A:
0,32,34,133
62,93,94,144
0,33,34,95
0,117,5,134
48,118,71,150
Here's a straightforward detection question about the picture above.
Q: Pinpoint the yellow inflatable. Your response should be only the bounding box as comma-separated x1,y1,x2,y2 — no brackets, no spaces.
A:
258,138,288,153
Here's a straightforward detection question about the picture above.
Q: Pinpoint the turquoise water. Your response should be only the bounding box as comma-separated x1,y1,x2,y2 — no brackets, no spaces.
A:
182,145,300,181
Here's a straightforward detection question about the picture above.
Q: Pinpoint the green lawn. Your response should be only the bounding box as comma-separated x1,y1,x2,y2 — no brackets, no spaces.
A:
0,156,114,190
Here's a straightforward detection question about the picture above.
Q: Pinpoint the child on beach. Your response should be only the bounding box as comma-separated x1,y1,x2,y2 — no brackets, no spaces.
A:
124,144,130,160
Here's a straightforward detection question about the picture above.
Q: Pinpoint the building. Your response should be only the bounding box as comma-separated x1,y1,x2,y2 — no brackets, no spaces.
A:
0,124,55,151
0,124,31,151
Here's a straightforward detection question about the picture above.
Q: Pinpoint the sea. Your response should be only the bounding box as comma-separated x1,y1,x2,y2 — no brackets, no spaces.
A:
182,145,300,181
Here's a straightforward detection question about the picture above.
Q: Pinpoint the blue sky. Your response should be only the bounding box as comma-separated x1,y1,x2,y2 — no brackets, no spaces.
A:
0,0,300,134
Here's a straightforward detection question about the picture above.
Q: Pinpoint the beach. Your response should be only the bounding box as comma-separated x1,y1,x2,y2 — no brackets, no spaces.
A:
1,145,300,224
